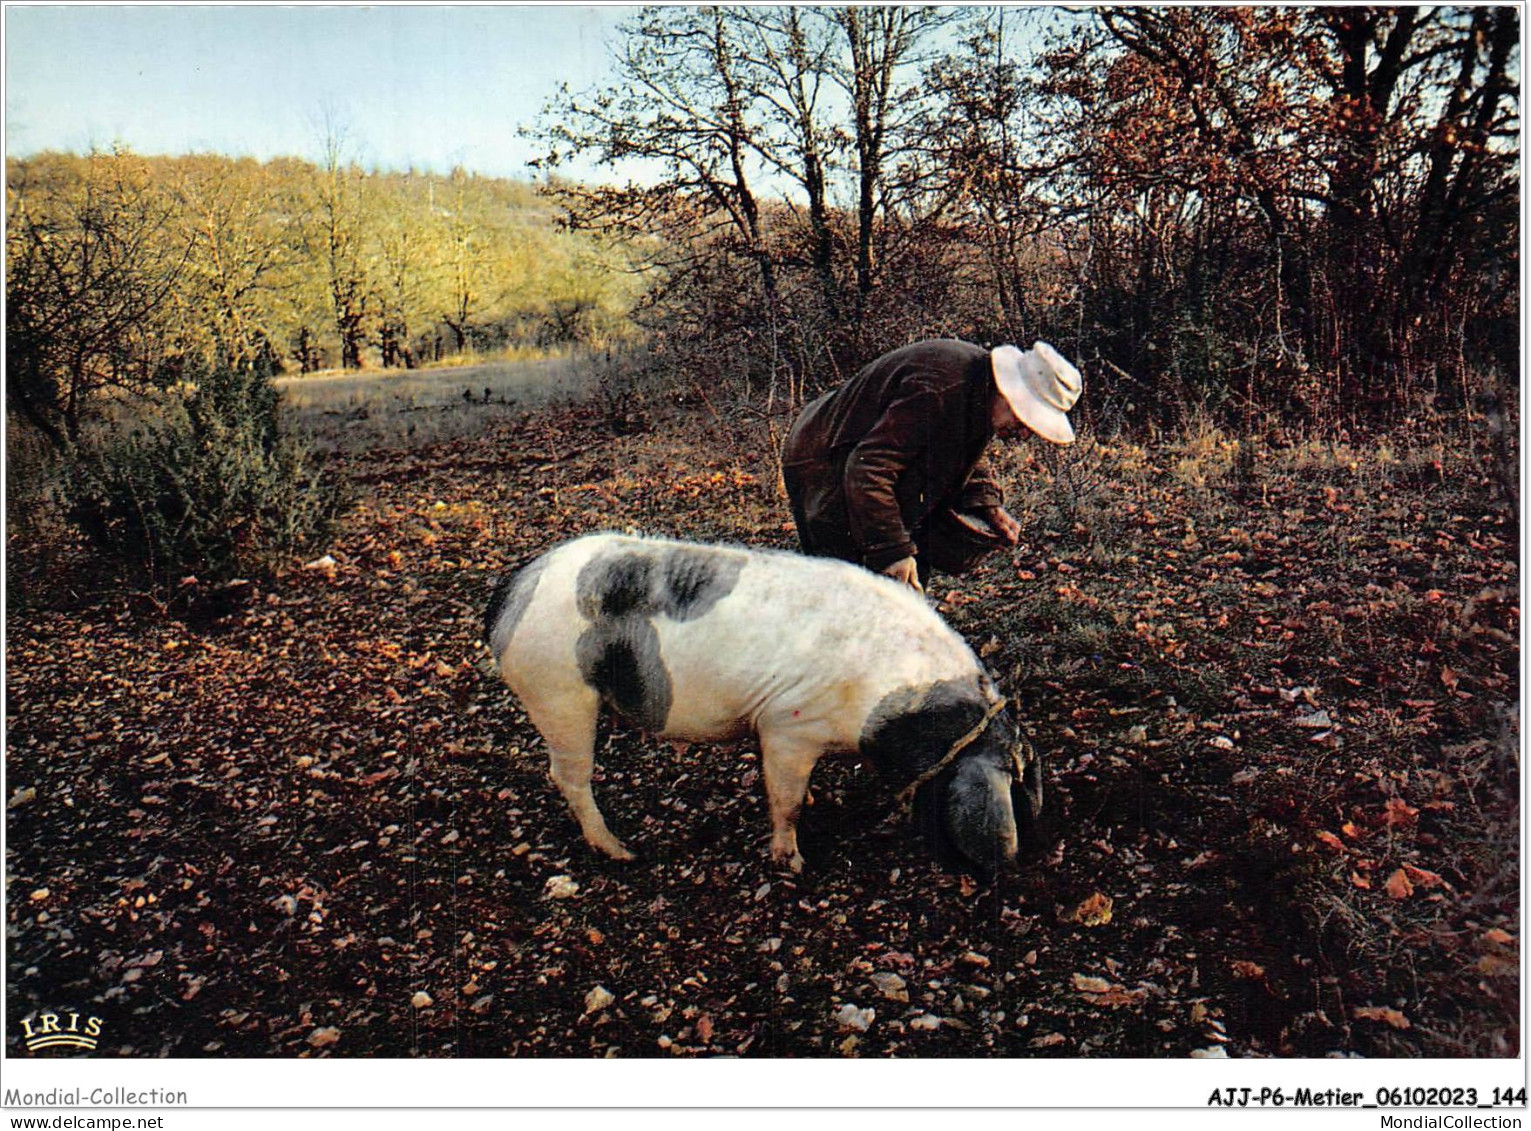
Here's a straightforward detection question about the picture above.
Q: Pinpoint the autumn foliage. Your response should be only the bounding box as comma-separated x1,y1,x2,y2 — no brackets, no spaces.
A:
538,7,1518,431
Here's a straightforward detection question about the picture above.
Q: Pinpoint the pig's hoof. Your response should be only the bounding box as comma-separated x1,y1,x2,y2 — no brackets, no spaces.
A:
770,845,805,873
589,835,636,861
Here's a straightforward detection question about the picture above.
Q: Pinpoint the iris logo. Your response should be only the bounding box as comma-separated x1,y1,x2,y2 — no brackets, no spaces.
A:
20,1011,102,1052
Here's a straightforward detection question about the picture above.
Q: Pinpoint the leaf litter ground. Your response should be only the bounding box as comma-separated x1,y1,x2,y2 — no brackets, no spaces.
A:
5,404,1518,1057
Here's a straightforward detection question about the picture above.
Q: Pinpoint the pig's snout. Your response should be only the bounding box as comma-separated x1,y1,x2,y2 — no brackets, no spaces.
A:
914,747,1025,876
946,754,1020,872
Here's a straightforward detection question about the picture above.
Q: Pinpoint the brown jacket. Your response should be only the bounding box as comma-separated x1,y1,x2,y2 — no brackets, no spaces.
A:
781,339,1003,571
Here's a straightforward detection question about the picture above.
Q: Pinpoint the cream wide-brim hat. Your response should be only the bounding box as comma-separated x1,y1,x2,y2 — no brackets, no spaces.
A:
990,341,1082,444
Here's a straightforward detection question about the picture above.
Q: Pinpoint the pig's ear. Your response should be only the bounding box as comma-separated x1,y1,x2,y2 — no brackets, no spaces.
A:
911,776,957,863
1008,742,1044,853
1017,741,1044,821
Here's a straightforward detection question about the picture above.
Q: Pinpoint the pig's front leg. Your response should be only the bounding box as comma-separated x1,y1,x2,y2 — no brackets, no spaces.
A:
759,730,823,873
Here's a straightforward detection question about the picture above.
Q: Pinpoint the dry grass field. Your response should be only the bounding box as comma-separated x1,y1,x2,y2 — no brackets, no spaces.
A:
277,352,606,452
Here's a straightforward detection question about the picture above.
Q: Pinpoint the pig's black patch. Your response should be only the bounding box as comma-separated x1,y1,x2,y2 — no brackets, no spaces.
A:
859,678,987,780
867,684,1029,875
484,554,550,657
575,547,745,622
575,618,673,731
573,544,742,732
484,574,515,644
579,552,654,618
657,548,744,620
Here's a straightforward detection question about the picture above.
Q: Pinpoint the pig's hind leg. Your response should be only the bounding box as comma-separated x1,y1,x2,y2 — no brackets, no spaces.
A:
524,689,636,862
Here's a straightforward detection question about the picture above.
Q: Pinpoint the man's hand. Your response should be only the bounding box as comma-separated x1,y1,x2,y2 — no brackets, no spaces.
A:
883,556,923,593
986,506,1022,545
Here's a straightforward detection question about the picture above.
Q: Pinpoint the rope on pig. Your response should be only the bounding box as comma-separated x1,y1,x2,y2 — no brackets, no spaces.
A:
887,696,1010,822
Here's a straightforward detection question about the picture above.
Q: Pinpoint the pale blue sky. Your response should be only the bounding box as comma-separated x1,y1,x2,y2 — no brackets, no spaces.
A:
4,4,640,179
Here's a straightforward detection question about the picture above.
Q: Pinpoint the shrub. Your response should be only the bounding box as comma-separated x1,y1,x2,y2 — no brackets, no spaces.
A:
63,360,342,589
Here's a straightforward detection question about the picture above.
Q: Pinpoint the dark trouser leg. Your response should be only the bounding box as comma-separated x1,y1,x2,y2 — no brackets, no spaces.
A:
781,463,821,556
912,510,1002,580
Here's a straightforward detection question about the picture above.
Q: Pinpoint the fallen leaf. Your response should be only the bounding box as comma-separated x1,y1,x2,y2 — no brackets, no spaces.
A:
1354,1006,1411,1030
1476,953,1516,977
1092,987,1147,1007
1063,892,1113,927
1230,961,1265,979
306,1026,341,1048
1315,830,1346,853
1402,863,1445,889
1072,972,1146,1007
1384,869,1414,900
584,985,615,1015
835,1004,875,1033
411,991,434,1010
1382,799,1419,827
869,972,908,1002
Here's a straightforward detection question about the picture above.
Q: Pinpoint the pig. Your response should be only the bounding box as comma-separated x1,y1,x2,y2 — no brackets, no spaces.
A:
483,532,1042,873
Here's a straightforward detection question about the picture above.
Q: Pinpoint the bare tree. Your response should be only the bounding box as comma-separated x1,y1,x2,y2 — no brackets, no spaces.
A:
532,7,777,313
6,150,188,448
171,155,293,369
310,117,373,370
732,6,840,322
440,167,486,354
832,6,959,322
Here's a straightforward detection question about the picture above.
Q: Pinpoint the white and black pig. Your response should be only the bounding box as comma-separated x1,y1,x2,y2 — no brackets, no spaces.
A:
483,532,1042,873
